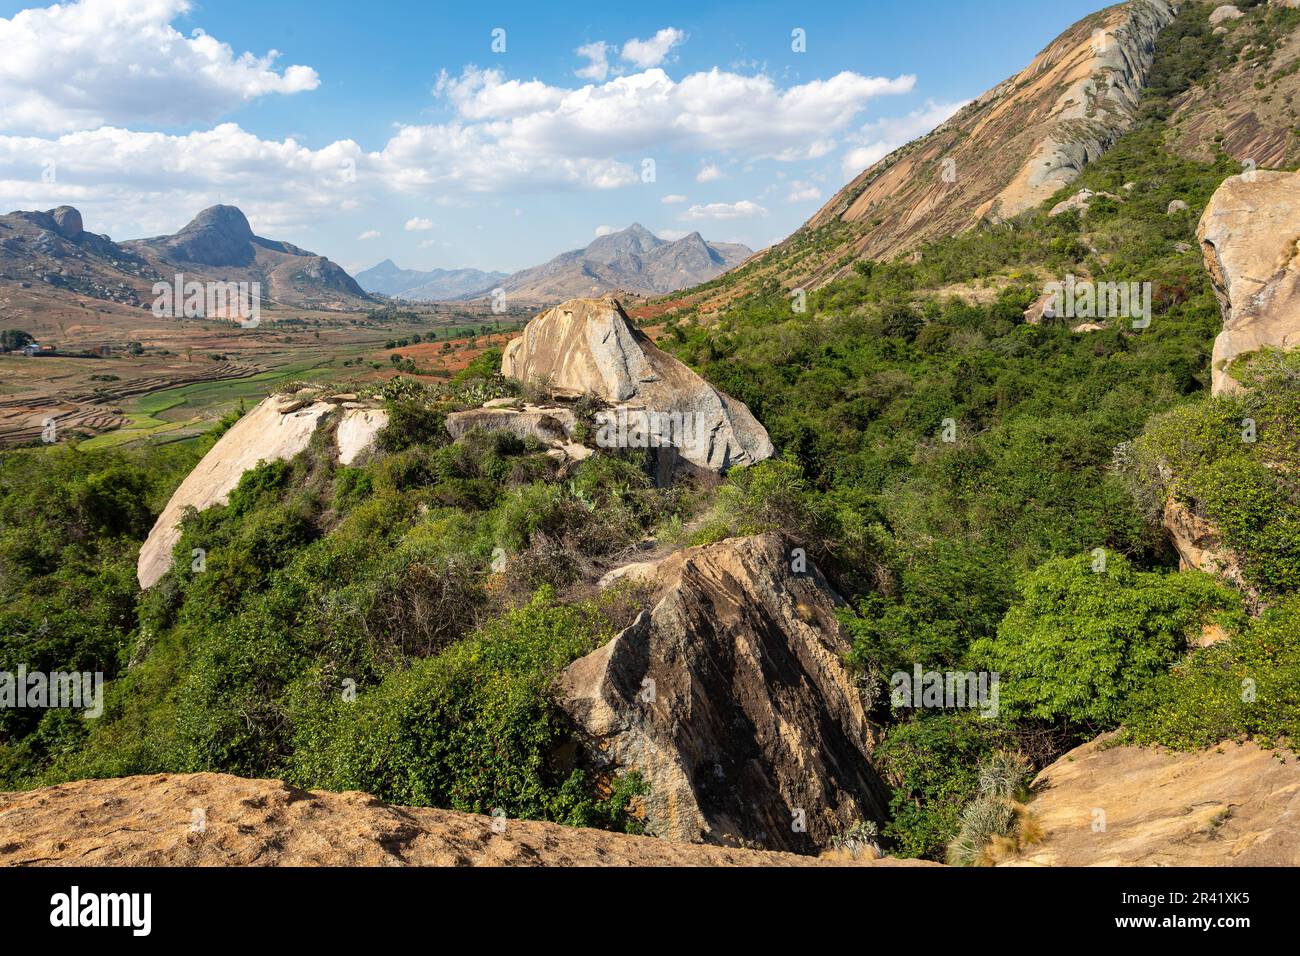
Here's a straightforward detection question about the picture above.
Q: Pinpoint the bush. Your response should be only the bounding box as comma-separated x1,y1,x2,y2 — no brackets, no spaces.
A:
288,588,616,821
972,553,1240,727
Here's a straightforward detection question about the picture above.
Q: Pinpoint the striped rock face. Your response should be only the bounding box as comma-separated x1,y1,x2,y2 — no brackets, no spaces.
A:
502,296,773,472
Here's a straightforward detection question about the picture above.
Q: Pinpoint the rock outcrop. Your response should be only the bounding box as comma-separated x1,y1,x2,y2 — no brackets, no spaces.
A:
502,297,773,472
137,391,387,588
558,533,889,854
1006,732,1300,866
0,772,930,867
1162,497,1255,605
445,404,592,462
336,406,389,466
1198,170,1300,394
50,205,83,240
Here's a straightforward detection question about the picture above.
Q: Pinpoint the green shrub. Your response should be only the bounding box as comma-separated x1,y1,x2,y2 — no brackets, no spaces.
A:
972,553,1240,727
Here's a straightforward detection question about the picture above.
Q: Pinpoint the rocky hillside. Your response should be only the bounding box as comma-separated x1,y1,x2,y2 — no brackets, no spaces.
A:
127,205,372,311
490,224,752,304
675,0,1300,313
0,205,160,310
0,202,371,321
0,773,928,867
675,0,1178,310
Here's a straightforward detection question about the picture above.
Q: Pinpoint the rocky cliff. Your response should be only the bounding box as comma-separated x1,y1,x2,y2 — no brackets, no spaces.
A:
501,296,773,472
1198,169,1300,395
559,533,889,854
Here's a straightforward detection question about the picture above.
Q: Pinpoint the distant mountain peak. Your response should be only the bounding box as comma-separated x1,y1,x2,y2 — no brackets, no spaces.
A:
181,205,254,242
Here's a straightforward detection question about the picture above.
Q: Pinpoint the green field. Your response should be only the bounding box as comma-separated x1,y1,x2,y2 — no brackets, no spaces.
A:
78,356,342,450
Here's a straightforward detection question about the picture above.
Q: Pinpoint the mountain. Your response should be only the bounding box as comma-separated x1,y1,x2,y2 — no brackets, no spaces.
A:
683,0,1270,311
0,205,161,310
354,259,508,300
0,203,372,318
127,205,372,310
490,224,753,303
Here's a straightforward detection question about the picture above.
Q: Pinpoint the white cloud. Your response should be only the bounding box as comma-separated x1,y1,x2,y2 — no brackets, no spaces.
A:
786,180,822,203
0,0,319,134
575,41,609,82
437,68,565,119
358,229,380,240
404,217,434,231
432,65,913,166
661,193,688,204
696,163,723,183
594,224,617,236
656,228,689,240
680,200,767,221
622,28,686,69
840,98,967,180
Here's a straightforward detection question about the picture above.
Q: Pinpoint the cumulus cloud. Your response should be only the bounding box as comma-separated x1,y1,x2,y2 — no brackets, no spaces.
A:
680,200,767,221
358,229,380,240
431,65,912,163
621,28,686,69
696,164,723,183
594,224,617,236
575,41,610,82
404,217,434,231
661,194,687,204
786,180,822,203
840,98,967,180
0,0,319,134
0,34,917,236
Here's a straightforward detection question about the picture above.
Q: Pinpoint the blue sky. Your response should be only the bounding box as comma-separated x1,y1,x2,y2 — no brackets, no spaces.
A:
0,0,1104,274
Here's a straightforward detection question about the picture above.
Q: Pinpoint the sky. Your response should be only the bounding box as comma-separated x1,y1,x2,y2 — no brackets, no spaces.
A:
0,0,1105,275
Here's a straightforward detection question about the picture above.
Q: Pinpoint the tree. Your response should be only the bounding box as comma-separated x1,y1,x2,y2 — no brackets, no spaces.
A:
1,329,34,351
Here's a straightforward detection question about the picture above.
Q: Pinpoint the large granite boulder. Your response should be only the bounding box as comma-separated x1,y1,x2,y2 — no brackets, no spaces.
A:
501,297,773,472
137,392,387,588
558,533,889,853
1198,170,1300,394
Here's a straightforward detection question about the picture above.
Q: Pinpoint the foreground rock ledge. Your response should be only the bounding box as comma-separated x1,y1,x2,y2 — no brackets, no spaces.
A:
560,532,891,853
0,773,930,867
1005,732,1300,867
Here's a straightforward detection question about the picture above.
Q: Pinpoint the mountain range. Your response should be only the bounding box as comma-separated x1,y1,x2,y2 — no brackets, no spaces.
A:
493,224,752,303
0,204,373,318
354,260,508,300
358,224,753,304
